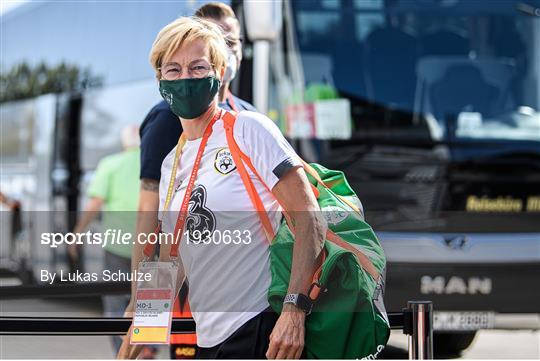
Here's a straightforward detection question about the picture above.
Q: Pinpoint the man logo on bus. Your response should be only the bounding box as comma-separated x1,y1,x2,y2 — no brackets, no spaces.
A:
214,148,236,175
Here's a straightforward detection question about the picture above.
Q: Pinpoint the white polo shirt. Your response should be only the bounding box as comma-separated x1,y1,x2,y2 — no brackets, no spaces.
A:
158,110,301,347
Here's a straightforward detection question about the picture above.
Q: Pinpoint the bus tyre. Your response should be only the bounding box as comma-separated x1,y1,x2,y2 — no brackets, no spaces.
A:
433,331,477,357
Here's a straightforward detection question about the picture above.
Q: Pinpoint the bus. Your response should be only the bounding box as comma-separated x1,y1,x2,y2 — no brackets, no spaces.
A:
252,0,540,354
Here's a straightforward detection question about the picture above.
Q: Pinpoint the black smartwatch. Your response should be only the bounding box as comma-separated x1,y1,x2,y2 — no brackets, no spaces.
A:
283,293,313,315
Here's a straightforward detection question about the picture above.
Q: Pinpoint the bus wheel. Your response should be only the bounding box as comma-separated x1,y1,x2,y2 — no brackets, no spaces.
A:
433,331,477,357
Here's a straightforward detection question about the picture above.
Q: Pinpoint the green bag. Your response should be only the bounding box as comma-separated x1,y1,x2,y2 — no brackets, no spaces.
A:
223,112,390,359
267,163,390,359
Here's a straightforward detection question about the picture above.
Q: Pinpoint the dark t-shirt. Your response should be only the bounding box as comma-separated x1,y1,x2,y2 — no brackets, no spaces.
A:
139,94,256,181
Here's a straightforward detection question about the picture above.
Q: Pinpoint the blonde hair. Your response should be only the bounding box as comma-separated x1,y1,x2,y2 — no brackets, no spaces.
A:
149,17,228,78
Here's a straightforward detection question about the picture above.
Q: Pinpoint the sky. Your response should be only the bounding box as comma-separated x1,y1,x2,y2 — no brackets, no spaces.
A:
0,0,28,15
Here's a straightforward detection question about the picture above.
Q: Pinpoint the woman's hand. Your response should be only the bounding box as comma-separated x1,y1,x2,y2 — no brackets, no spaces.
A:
116,325,145,359
266,304,306,359
116,302,144,359
116,333,132,360
116,263,185,359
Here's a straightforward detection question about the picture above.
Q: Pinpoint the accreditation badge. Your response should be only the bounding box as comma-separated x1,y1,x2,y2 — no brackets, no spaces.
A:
131,261,178,344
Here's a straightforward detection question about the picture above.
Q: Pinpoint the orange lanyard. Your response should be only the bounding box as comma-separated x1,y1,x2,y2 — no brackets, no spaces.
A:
143,110,222,259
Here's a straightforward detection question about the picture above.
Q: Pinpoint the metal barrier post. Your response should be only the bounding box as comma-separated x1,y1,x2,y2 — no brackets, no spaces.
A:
407,301,433,359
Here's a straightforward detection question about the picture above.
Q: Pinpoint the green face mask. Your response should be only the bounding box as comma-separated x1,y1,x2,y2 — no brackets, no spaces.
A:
159,76,221,119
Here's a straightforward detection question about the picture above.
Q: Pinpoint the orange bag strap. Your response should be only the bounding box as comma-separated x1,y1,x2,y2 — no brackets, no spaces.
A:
223,111,275,242
221,111,379,283
326,230,380,280
222,111,325,299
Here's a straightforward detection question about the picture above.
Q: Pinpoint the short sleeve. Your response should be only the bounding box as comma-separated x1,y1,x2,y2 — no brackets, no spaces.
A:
87,157,112,200
140,102,182,181
235,111,302,190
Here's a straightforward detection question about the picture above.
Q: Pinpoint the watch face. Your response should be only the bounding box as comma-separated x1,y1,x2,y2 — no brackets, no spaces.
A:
284,294,298,304
284,293,313,314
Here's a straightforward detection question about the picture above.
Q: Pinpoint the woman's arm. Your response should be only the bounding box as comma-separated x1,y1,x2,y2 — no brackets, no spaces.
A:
123,180,160,314
266,166,326,359
116,180,159,359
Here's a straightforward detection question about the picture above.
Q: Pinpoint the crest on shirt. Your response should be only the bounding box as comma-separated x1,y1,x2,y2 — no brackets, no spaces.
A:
214,147,236,175
161,89,173,106
186,184,216,237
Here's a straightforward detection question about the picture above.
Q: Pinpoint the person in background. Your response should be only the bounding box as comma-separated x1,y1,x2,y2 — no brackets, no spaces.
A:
69,125,156,358
130,2,255,359
194,2,255,112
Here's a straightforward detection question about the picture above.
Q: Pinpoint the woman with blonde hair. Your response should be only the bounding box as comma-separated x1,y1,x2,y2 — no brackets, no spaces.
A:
118,16,325,359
